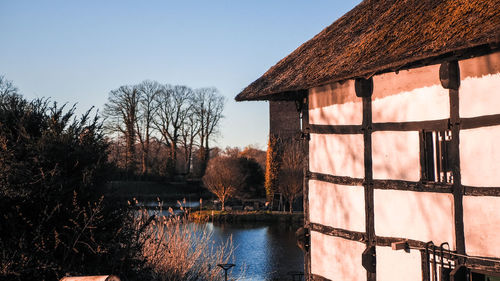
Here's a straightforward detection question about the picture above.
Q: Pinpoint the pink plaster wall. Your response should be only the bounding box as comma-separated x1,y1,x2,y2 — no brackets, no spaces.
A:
459,53,500,117
460,125,500,187
309,80,362,125
311,231,367,281
373,64,441,99
309,180,365,232
463,196,500,258
372,64,449,123
460,52,500,80
374,190,455,249
459,73,500,117
372,131,420,181
376,246,422,281
309,133,364,178
372,85,449,123
459,73,500,118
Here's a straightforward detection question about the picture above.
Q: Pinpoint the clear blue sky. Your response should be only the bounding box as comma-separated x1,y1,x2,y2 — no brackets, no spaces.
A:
0,0,361,149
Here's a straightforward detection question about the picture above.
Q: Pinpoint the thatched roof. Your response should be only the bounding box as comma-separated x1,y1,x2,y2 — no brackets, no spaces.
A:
235,0,500,101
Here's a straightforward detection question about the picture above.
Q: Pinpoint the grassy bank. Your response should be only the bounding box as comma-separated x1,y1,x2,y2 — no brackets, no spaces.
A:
189,210,304,224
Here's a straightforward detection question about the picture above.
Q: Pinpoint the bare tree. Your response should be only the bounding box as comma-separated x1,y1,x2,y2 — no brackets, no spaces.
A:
179,106,199,175
103,85,140,175
278,141,304,213
153,85,193,175
202,156,244,211
0,75,18,97
136,80,161,175
193,87,225,176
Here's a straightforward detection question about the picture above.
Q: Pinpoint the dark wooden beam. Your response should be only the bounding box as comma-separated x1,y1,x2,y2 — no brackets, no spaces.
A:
311,223,450,250
355,78,373,98
375,236,430,249
309,173,454,193
461,114,500,130
309,115,500,135
421,250,430,281
464,186,500,197
447,62,466,257
440,61,460,90
372,179,453,193
309,119,450,134
419,131,428,181
308,115,500,134
372,119,449,132
309,172,364,186
310,172,500,196
465,259,500,274
309,124,363,134
362,94,376,281
310,223,367,242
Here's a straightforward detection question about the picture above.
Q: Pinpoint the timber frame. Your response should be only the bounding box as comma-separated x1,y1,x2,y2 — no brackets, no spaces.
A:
301,50,500,280
301,95,312,278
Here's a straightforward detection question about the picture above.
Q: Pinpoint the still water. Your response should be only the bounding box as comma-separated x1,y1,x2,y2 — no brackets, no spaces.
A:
141,200,304,280
204,221,304,281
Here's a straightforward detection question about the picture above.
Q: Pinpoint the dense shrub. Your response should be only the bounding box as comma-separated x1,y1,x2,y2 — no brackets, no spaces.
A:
0,92,143,280
235,156,265,199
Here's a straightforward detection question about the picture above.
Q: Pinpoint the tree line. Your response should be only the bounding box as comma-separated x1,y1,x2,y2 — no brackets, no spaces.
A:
103,81,224,179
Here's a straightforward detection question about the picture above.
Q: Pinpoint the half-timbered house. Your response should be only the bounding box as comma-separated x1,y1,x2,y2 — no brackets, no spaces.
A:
236,0,500,280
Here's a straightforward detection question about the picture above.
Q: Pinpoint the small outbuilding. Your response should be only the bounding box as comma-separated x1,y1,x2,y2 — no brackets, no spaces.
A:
236,0,500,280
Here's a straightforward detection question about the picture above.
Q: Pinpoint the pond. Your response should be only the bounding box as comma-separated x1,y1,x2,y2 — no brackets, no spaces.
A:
204,221,304,281
140,200,304,280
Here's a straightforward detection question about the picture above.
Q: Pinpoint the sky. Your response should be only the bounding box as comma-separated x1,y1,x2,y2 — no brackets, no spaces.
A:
0,0,361,149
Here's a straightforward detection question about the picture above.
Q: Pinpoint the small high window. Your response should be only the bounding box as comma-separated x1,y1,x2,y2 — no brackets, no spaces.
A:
420,130,452,183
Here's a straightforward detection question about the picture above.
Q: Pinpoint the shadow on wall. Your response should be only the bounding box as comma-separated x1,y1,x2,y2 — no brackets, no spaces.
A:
309,80,362,126
311,231,366,281
310,133,364,179
309,180,365,233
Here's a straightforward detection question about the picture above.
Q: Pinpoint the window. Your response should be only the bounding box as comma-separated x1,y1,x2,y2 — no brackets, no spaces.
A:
420,130,452,183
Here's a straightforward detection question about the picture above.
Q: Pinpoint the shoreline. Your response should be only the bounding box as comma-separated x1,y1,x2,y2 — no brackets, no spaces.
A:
189,210,304,224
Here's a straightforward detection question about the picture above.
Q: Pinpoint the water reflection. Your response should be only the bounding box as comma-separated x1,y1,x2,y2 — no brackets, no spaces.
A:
204,222,304,281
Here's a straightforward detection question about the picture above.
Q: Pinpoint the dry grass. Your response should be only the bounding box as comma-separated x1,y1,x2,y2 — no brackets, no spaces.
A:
133,199,238,281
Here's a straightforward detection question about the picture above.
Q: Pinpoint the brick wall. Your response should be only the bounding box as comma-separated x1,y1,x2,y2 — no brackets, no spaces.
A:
269,101,301,140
